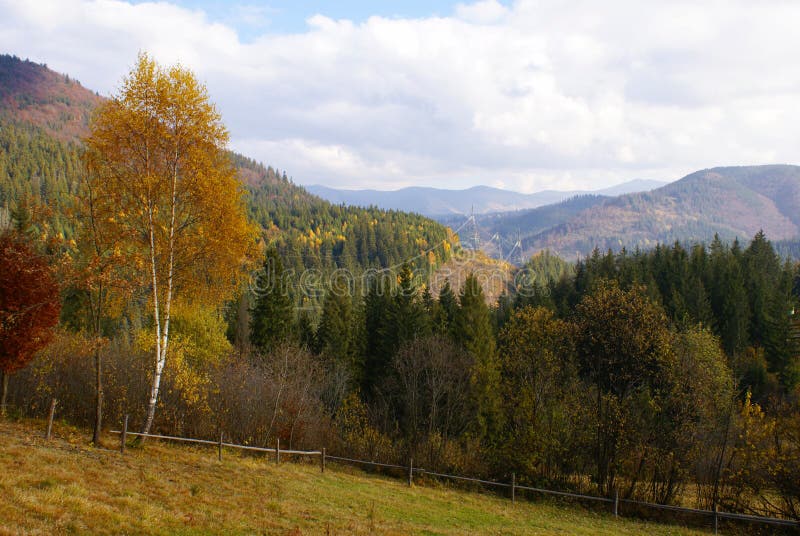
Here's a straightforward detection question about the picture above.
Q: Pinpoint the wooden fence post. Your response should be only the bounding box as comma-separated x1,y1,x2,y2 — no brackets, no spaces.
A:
512,472,516,504
614,487,619,517
321,447,326,473
713,503,718,535
45,398,57,440
120,414,128,453
408,457,413,487
276,438,280,464
218,431,223,461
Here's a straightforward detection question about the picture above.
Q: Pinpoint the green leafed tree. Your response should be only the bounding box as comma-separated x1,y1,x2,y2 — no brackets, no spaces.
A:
574,280,674,494
388,264,431,349
498,306,577,482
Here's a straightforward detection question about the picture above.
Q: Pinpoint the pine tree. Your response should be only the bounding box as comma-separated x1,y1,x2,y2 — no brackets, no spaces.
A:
435,279,458,336
316,288,355,371
764,262,797,389
454,273,503,441
361,274,393,393
388,264,430,349
709,237,750,357
686,243,715,329
685,274,714,328
249,247,294,355
296,309,316,351
743,231,781,349
361,264,431,395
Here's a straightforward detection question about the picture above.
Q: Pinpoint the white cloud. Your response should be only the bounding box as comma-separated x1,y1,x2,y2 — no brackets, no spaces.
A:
455,0,509,24
229,4,276,29
1,0,799,192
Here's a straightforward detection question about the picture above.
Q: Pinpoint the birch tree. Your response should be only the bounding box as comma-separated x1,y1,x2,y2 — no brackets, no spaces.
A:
84,53,255,436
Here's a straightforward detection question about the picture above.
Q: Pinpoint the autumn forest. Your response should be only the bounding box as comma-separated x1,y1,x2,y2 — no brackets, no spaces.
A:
1,51,800,529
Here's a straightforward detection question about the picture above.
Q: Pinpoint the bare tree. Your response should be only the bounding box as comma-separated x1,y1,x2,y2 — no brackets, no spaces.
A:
390,335,474,461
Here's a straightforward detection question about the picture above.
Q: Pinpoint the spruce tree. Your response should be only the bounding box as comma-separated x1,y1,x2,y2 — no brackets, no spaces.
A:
317,288,355,369
709,237,750,357
389,264,430,346
454,273,503,441
764,262,798,389
296,309,316,351
249,247,294,355
743,231,781,349
435,279,458,336
362,274,393,393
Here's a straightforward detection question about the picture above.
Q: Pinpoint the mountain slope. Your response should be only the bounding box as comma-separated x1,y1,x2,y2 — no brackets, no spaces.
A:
526,165,800,260
0,55,101,142
0,54,455,293
307,180,666,217
437,194,607,260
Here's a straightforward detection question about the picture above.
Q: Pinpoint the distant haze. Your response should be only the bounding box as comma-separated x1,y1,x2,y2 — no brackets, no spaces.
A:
307,179,667,217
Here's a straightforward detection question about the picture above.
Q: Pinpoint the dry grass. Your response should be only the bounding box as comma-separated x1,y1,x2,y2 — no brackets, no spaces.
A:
0,418,710,535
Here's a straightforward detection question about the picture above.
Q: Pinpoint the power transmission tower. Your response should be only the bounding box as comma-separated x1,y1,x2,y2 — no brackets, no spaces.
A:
471,205,480,250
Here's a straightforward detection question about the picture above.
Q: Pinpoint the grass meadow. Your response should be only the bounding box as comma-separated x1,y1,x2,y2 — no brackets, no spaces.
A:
0,418,710,535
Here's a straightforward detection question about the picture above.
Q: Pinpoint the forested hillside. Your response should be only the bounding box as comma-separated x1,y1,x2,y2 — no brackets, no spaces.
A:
2,52,800,530
0,120,81,238
236,154,453,281
525,166,800,259
514,235,799,398
0,55,101,142
438,194,607,258
0,54,455,297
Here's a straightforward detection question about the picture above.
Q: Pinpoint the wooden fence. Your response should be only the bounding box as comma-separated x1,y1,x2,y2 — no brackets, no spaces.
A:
102,418,799,534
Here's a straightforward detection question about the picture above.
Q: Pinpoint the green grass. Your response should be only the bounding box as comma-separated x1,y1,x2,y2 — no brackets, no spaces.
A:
0,419,710,535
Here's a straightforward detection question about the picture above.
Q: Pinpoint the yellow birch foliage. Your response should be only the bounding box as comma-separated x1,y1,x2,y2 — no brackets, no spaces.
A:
84,54,256,306
83,52,257,433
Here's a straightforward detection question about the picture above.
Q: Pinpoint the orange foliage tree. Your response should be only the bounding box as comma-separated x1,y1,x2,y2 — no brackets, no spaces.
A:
83,53,256,436
69,166,135,444
0,231,61,413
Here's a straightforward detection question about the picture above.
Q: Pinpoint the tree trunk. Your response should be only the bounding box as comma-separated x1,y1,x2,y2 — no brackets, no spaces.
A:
91,284,103,445
141,151,178,439
1,370,8,417
141,207,164,440
596,387,606,494
92,346,103,444
141,345,165,439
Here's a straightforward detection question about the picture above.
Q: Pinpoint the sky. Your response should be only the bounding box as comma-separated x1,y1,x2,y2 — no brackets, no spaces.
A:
1,0,799,192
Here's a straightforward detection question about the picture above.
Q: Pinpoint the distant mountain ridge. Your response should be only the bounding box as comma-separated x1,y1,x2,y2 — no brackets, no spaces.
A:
519,165,800,260
435,166,800,262
306,179,667,217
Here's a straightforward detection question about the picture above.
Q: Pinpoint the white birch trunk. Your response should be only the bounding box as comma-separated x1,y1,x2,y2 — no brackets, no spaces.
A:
141,204,164,437
141,147,179,437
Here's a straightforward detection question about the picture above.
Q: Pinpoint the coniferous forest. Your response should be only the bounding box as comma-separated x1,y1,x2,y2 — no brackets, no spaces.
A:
1,53,800,525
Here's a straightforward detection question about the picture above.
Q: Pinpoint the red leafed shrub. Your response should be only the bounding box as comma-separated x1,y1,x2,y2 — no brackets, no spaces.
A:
0,231,61,375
